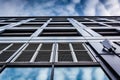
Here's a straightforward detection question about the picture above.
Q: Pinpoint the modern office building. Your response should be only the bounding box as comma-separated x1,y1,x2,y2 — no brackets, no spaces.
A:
0,16,120,80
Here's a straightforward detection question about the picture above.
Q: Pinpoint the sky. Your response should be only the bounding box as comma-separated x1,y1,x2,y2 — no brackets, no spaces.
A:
0,0,120,16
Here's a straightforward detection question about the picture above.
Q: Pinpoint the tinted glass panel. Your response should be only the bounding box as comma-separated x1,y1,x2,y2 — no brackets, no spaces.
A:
0,67,51,80
39,29,81,36
82,23,106,27
54,67,109,80
0,43,10,50
0,29,36,37
93,29,120,36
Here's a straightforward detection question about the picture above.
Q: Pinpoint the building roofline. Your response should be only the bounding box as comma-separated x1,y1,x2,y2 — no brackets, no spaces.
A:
0,16,119,18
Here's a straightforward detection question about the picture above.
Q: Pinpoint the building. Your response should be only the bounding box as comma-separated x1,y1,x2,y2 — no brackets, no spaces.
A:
0,16,120,80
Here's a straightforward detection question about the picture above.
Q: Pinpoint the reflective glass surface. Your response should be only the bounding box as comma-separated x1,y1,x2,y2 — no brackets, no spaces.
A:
0,67,109,80
54,67,109,80
0,67,51,80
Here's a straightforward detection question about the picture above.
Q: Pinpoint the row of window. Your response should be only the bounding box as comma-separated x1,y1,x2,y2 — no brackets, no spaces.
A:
0,17,119,21
0,67,109,80
0,22,120,29
0,43,93,62
0,28,119,37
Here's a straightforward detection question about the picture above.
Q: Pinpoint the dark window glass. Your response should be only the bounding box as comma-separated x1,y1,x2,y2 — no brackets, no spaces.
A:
47,22,73,27
93,29,120,36
82,23,106,27
0,23,8,27
39,29,81,36
16,23,43,27
0,29,36,37
105,23,120,27
51,18,68,22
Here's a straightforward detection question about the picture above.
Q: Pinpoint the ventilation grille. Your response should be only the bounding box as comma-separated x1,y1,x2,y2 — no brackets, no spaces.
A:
59,43,70,50
0,43,10,50
0,42,93,62
0,51,16,61
14,43,52,62
40,43,52,50
72,43,85,50
35,51,51,62
0,43,23,62
75,51,92,61
7,43,23,50
15,51,35,62
58,51,72,61
25,43,39,50
71,43,92,61
58,43,72,61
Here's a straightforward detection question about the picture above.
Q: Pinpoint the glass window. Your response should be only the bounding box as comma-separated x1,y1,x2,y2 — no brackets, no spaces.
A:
39,29,81,37
93,29,120,36
82,23,106,27
54,67,109,80
0,29,36,37
0,67,51,80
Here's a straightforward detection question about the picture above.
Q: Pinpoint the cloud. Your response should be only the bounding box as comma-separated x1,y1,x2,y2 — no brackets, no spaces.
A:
0,0,120,16
96,2,110,16
102,0,120,16
83,0,99,16
0,0,29,16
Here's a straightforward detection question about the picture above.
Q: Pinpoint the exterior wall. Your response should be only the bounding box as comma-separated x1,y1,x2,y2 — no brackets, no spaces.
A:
0,16,120,80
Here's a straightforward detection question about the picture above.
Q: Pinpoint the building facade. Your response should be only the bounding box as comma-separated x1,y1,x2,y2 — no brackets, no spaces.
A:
0,16,120,80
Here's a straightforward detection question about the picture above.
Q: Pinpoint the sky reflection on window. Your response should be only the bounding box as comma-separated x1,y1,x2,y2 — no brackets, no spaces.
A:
54,67,109,80
0,67,51,80
0,67,109,80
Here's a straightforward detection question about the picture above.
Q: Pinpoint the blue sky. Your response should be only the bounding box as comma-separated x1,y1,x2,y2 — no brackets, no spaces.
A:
0,0,120,16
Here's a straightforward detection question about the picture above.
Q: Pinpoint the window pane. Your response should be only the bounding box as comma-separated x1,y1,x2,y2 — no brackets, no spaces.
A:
92,29,120,36
39,29,81,36
54,67,109,80
0,29,36,37
0,67,51,80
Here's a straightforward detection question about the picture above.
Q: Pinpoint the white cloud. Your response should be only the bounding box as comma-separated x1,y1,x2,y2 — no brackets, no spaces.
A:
82,68,92,80
96,2,110,16
94,68,107,80
0,0,29,16
72,0,81,4
36,68,50,80
83,0,99,16
0,0,79,16
0,0,120,16
103,0,120,16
